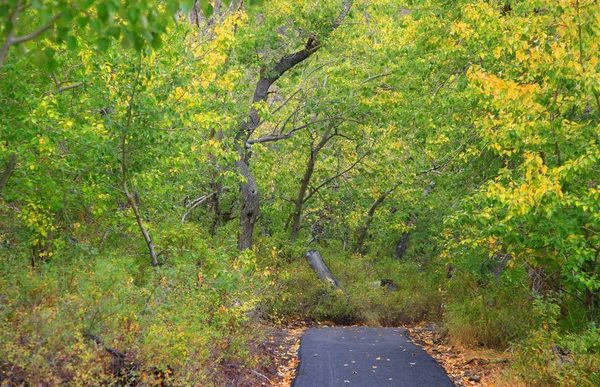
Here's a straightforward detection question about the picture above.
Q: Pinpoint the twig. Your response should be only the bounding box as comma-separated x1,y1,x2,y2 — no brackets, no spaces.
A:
252,370,272,383
304,152,369,203
359,70,392,86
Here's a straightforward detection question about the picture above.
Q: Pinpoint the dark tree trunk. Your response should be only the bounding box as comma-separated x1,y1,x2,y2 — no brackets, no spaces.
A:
290,129,332,242
234,39,321,251
394,180,434,260
394,230,411,260
0,153,17,192
305,249,342,289
290,155,314,242
355,183,398,254
237,157,259,250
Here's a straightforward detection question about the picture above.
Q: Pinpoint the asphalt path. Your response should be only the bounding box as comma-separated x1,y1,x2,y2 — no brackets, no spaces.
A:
292,327,453,387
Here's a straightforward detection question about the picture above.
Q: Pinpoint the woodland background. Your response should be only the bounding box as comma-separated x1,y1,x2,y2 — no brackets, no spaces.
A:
1,0,599,385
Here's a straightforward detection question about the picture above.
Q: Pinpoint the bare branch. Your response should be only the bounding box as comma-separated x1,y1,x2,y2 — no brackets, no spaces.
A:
333,1,354,29
276,105,304,134
57,82,84,93
246,134,294,145
304,152,369,203
418,166,443,176
181,192,217,223
249,110,356,145
53,71,85,93
300,57,348,88
270,87,303,115
359,71,392,86
11,13,62,45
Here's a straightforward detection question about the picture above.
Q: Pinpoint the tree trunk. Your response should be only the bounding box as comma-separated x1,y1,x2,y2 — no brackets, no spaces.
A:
394,223,413,260
292,127,353,242
394,180,434,260
290,155,312,241
121,134,158,267
305,249,342,290
124,183,158,267
0,153,17,192
290,137,325,242
355,184,398,254
237,157,259,250
233,1,353,250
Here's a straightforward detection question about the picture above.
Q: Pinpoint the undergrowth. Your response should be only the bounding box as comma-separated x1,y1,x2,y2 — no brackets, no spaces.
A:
0,217,271,386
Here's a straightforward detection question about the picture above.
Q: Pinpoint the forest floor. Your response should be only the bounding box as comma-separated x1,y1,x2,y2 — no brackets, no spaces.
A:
262,322,513,387
406,325,513,386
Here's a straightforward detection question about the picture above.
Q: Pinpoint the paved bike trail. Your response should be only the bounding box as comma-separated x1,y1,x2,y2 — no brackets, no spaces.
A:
292,326,453,387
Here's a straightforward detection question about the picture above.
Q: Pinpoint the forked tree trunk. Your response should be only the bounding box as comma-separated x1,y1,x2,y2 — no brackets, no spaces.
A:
355,183,399,254
305,249,342,290
234,1,353,250
290,129,332,242
235,39,320,250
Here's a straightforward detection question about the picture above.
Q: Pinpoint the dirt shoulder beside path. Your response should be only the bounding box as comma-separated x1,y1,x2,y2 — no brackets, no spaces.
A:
406,326,512,386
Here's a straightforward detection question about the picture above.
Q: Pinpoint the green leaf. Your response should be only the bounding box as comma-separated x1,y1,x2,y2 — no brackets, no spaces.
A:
76,15,89,29
66,35,78,50
199,0,214,17
151,34,163,50
179,0,195,14
97,37,111,51
97,3,109,23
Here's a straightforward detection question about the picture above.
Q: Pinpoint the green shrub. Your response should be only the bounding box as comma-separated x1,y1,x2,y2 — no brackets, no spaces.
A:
511,326,600,387
261,248,443,326
0,223,267,386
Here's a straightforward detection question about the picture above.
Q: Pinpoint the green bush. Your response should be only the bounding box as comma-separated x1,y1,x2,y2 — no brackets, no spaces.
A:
261,248,443,326
511,326,600,387
0,224,267,386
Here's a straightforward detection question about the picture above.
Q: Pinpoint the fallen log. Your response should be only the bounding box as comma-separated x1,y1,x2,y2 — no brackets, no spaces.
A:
305,249,343,290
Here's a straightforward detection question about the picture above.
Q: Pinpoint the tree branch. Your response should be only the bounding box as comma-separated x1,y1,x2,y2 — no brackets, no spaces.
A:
11,14,62,45
270,87,303,115
248,113,341,144
57,82,84,93
237,1,354,142
84,332,126,358
359,70,392,86
304,151,368,203
181,192,217,223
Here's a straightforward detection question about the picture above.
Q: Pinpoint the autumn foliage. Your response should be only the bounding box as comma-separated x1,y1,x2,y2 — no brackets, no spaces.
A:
1,0,599,385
